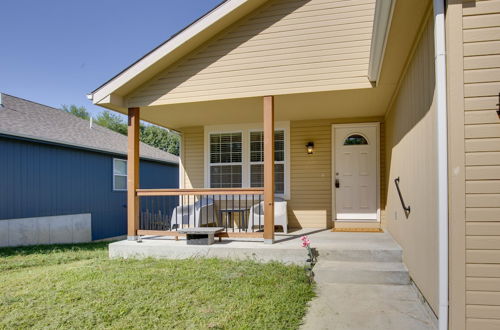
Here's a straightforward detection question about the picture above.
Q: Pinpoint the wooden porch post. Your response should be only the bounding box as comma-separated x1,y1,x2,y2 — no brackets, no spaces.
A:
127,107,140,240
263,96,275,244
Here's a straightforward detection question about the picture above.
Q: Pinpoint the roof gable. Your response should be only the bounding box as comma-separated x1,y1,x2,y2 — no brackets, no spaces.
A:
127,0,375,107
90,0,269,108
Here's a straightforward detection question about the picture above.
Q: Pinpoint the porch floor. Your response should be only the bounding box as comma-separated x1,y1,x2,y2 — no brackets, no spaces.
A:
109,229,402,264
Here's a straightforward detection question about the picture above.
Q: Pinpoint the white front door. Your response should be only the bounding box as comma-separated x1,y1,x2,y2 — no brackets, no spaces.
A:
334,124,379,220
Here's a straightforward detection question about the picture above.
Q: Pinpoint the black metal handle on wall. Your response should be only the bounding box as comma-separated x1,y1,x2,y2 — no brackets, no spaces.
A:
394,177,411,217
496,93,500,119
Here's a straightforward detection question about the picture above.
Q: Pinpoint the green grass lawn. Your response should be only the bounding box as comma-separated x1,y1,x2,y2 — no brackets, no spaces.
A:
0,242,314,329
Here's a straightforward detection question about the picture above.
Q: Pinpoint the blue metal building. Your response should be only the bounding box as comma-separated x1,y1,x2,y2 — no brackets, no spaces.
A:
0,93,178,241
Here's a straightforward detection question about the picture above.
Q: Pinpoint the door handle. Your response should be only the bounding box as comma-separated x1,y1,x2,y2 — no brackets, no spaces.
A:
335,179,340,188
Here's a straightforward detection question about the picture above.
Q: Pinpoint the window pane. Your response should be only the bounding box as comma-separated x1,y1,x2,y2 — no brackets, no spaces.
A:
250,164,284,194
250,130,284,162
114,159,127,175
114,175,127,190
210,165,242,188
344,134,368,145
210,133,242,164
250,164,264,187
275,164,285,194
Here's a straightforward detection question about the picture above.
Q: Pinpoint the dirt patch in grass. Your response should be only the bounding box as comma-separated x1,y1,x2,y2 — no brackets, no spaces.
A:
0,242,314,329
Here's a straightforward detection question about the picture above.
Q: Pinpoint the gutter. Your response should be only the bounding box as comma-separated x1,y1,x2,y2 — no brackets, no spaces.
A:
433,0,449,329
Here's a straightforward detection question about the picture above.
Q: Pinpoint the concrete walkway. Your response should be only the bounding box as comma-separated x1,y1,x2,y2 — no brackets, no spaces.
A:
301,282,437,330
301,232,438,330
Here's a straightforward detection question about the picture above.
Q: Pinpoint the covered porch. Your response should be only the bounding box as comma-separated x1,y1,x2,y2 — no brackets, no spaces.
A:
124,88,388,245
88,0,432,245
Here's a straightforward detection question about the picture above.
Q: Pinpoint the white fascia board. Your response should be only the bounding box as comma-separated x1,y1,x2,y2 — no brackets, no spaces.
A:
368,0,396,84
90,0,265,106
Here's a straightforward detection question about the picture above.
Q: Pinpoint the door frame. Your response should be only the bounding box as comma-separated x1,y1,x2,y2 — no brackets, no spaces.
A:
331,122,381,223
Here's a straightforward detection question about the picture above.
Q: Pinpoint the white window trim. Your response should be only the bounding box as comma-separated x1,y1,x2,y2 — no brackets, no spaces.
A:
204,122,291,200
113,158,127,191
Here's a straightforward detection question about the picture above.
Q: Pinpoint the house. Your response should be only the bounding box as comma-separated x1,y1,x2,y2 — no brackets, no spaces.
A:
87,0,500,329
0,93,178,244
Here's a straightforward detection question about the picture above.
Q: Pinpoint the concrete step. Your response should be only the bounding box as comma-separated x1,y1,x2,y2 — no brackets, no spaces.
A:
314,260,410,285
318,248,403,263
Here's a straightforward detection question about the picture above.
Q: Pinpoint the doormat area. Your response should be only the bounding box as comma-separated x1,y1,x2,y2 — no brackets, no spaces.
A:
332,228,383,233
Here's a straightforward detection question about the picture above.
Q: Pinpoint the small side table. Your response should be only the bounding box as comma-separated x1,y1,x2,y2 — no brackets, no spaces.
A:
177,227,224,245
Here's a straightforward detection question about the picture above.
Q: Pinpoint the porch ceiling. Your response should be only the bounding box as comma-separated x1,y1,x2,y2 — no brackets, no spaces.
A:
135,87,393,130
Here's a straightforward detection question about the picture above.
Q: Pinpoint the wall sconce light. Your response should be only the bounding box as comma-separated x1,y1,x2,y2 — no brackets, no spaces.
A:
306,142,314,155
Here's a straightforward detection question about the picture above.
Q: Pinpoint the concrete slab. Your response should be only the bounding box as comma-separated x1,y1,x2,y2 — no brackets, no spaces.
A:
0,214,91,247
8,218,37,246
50,216,73,244
301,283,437,330
72,214,92,243
37,217,52,244
0,220,9,247
109,229,403,264
314,260,410,285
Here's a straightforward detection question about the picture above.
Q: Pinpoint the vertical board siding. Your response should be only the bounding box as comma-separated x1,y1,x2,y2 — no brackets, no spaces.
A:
463,1,500,327
0,137,178,240
180,126,204,189
384,17,439,313
127,0,375,107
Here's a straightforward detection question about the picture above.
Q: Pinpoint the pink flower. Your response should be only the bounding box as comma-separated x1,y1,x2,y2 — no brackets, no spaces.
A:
300,235,311,247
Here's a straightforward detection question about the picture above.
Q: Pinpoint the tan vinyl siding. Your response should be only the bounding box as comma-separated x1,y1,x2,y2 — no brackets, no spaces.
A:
178,118,383,229
180,126,204,189
462,1,500,328
384,16,439,313
127,0,375,107
288,120,332,228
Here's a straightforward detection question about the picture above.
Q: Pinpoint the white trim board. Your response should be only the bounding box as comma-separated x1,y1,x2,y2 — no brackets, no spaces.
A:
331,122,381,223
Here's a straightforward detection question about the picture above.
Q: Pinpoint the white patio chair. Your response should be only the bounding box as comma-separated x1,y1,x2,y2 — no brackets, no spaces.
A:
170,197,217,229
247,197,288,234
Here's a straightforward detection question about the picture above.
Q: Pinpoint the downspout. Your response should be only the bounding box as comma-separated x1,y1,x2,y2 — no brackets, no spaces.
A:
433,0,449,329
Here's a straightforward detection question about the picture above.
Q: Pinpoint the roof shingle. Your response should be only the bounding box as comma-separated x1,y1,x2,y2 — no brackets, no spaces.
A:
0,93,178,164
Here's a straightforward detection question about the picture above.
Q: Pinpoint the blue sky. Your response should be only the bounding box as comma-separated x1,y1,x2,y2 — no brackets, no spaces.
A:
0,0,222,117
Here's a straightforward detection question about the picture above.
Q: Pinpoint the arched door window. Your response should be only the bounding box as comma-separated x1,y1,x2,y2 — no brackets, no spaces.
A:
343,134,368,145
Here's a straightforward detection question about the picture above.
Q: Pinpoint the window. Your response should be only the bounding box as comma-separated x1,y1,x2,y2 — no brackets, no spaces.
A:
113,159,127,191
209,133,242,188
344,134,368,145
250,130,285,194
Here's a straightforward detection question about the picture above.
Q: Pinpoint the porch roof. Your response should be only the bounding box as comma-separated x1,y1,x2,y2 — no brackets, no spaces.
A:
89,0,432,131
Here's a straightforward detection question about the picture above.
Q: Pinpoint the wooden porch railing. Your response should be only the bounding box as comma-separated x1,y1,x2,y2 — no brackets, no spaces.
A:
135,188,268,239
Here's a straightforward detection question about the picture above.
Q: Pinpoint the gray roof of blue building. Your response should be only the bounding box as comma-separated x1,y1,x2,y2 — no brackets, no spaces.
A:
0,93,178,164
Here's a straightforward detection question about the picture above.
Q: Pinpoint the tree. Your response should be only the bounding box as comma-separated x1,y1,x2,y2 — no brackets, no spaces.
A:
94,110,128,135
62,105,180,156
61,104,90,120
140,125,180,155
